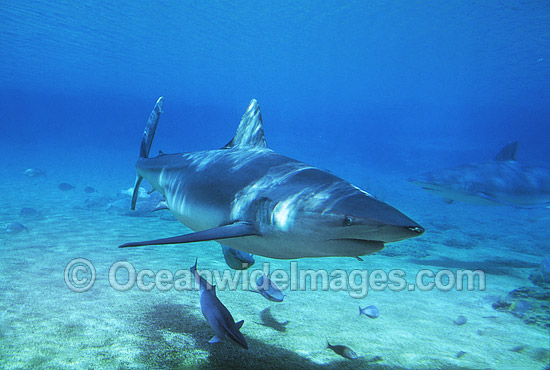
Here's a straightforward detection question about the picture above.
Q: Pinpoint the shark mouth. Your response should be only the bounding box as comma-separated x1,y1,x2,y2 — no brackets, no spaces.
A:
326,238,386,255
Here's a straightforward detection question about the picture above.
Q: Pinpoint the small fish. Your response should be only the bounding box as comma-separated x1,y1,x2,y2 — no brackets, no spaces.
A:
510,300,533,318
453,315,467,326
367,355,383,363
120,186,150,199
20,207,40,218
258,307,289,332
191,259,248,349
327,341,358,360
84,186,97,194
58,183,75,191
510,345,527,353
2,222,28,234
222,245,255,270
359,305,379,318
23,168,46,177
252,274,285,302
456,351,467,359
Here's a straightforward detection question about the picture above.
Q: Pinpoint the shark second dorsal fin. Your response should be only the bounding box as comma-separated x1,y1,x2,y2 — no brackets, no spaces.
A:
224,99,267,149
494,141,519,161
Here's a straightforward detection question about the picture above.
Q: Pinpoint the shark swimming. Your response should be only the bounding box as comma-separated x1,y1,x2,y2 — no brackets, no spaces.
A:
409,142,550,208
119,97,424,258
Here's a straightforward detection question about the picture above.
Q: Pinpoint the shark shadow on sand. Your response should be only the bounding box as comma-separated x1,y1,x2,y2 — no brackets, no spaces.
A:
133,303,492,370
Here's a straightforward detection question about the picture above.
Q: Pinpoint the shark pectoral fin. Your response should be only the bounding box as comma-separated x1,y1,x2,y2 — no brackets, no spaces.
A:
476,194,547,209
475,192,496,202
208,335,222,344
118,221,261,248
130,175,143,211
475,192,506,205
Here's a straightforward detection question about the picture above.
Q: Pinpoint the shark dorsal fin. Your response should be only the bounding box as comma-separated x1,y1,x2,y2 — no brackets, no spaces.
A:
224,99,267,149
494,141,518,161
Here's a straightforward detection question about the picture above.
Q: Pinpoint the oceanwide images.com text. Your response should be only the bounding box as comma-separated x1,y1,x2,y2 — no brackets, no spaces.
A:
65,259,486,299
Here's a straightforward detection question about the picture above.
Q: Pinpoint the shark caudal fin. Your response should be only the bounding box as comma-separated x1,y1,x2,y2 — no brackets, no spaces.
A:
131,97,165,210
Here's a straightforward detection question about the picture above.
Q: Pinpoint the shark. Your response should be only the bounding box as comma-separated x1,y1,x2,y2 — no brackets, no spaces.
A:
119,97,424,258
409,141,550,208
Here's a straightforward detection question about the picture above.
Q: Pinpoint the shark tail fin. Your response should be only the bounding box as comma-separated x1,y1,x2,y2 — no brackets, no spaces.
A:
130,175,143,210
131,97,165,210
139,97,165,159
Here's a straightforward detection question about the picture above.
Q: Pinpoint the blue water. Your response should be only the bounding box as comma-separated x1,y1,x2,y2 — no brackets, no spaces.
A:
1,1,549,369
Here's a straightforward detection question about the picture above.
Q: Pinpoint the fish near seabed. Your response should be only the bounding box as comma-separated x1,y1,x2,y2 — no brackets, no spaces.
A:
2,222,28,234
58,183,75,191
222,245,255,270
409,142,550,208
23,168,46,178
118,97,424,259
84,186,98,194
327,341,359,360
253,274,285,302
359,305,379,318
190,260,248,349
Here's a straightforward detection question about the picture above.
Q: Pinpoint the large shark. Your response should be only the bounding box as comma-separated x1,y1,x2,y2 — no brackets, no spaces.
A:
409,142,550,207
119,97,424,258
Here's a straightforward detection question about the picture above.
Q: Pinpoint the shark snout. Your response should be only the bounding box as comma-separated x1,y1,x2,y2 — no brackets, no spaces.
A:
383,223,425,242
364,201,424,242
352,216,424,244
330,195,425,244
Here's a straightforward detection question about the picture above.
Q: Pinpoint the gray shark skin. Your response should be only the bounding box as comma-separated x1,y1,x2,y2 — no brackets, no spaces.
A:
409,142,550,208
191,260,248,349
119,97,424,258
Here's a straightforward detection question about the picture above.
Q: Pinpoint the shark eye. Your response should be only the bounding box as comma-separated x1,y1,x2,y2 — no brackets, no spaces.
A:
344,216,354,226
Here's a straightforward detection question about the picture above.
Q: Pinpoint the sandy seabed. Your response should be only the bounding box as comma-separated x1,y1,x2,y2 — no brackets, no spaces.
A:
0,146,548,370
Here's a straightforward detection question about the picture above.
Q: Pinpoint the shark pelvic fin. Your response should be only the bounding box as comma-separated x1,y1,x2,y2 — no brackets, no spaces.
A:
153,200,169,212
118,221,261,248
224,99,267,149
494,141,518,161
